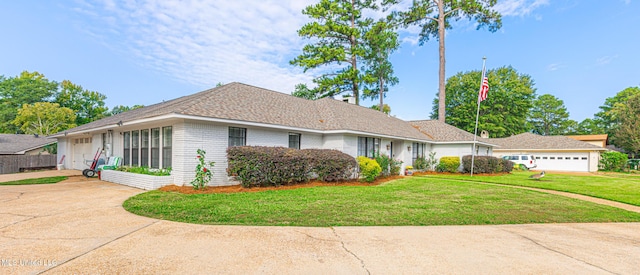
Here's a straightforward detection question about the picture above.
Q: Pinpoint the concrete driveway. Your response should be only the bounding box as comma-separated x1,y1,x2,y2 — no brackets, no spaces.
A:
1,173,639,274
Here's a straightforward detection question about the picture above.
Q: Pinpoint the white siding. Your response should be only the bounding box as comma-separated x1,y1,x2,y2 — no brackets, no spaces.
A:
57,138,68,169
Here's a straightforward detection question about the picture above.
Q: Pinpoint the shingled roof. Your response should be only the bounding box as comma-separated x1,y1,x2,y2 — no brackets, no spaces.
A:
489,133,606,150
409,120,492,144
59,82,431,141
0,134,56,155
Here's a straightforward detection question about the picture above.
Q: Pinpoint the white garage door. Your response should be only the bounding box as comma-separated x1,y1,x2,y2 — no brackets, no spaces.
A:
534,152,589,172
72,137,94,170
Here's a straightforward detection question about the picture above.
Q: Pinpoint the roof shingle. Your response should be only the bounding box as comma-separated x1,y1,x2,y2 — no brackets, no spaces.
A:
60,83,431,141
489,133,605,150
0,134,56,154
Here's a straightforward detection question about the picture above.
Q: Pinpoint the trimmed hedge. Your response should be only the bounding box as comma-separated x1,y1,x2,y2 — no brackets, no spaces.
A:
357,156,382,182
461,155,514,174
227,146,357,187
438,156,461,173
599,151,628,172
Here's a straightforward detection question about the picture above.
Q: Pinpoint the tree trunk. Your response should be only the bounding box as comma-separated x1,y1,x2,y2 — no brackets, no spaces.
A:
350,0,359,105
379,75,384,113
437,0,446,122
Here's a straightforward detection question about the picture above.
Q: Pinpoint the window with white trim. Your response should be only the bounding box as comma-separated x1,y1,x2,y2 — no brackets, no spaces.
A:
289,133,301,149
357,137,380,158
228,127,246,147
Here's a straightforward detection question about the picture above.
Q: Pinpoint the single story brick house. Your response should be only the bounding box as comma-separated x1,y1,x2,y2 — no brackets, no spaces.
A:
52,82,495,187
489,133,606,172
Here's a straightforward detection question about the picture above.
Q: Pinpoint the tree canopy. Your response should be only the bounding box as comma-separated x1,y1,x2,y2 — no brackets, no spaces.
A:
12,102,76,136
362,18,399,111
433,66,536,138
528,94,572,135
395,0,502,121
0,71,111,134
290,0,380,105
55,80,108,125
609,93,640,155
0,71,59,133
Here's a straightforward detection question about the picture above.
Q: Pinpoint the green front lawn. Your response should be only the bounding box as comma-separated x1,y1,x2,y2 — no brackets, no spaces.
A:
123,177,640,226
428,172,640,206
0,176,68,185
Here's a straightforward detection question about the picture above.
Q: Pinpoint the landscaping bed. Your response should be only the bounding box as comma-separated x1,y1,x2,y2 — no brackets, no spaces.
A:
159,175,404,194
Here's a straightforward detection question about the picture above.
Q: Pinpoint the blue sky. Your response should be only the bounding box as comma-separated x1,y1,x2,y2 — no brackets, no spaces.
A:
1,0,638,123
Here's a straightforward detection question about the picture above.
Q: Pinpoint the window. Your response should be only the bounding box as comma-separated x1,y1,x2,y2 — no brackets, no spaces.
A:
535,156,541,159
102,133,107,151
522,156,529,160
131,130,139,166
550,157,556,160
412,143,426,164
573,157,579,160
565,157,571,160
151,128,160,169
542,157,548,160
357,137,380,158
228,127,246,147
140,129,149,167
288,133,301,149
123,132,130,166
510,156,520,160
581,157,587,160
162,126,172,168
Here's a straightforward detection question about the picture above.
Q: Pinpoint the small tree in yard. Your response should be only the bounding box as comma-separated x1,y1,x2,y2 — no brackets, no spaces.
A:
191,149,215,190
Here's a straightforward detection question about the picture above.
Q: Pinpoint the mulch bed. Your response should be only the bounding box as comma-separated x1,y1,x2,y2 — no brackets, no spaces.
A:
159,175,405,194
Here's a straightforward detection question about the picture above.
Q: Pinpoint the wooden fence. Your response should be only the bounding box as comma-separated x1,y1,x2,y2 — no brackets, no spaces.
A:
0,155,57,174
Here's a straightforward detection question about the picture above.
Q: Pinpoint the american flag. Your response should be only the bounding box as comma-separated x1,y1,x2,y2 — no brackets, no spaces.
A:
479,76,489,102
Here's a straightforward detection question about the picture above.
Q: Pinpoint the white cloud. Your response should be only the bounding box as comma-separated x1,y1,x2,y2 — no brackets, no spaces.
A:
546,63,564,71
596,55,619,66
494,0,550,17
73,0,317,93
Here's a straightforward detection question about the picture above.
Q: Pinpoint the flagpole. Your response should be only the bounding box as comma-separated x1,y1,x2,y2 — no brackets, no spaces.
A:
471,57,487,177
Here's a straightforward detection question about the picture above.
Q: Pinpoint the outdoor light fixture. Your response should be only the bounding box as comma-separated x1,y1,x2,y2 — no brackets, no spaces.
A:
117,120,123,127
386,144,390,150
407,146,411,151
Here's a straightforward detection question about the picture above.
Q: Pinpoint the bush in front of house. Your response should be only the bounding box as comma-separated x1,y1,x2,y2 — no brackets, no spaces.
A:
116,166,172,176
227,146,356,187
438,156,461,173
374,153,402,176
461,155,514,173
599,151,628,172
357,156,382,182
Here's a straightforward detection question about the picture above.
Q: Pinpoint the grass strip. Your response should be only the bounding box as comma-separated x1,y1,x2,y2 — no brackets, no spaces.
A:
0,176,68,185
124,177,640,226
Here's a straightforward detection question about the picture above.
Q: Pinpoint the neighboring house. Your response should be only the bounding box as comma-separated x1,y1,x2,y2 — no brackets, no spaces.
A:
409,120,494,160
566,134,608,148
489,133,606,172
52,82,496,187
0,134,56,155
0,134,57,174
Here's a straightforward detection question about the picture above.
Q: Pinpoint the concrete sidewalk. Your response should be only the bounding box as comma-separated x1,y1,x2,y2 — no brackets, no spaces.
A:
1,178,639,274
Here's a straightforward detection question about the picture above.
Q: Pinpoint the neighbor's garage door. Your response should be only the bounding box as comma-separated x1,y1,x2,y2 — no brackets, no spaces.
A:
72,137,93,170
534,152,589,172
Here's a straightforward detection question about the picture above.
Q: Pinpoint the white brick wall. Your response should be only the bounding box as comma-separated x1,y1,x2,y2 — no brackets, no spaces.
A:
301,133,323,149
101,170,173,190
176,121,229,186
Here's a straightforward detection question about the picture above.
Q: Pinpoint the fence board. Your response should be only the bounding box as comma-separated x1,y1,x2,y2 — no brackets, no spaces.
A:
0,155,57,174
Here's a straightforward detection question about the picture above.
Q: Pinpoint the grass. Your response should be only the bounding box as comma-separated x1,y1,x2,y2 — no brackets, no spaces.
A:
123,177,640,226
0,176,68,185
427,172,640,206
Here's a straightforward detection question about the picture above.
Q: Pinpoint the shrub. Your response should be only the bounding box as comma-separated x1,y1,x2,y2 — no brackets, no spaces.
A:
439,156,460,173
227,146,356,187
390,158,403,175
512,163,528,171
426,152,438,171
461,155,514,173
357,156,382,182
374,153,391,176
116,166,172,176
599,151,628,172
413,157,427,170
191,149,215,190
